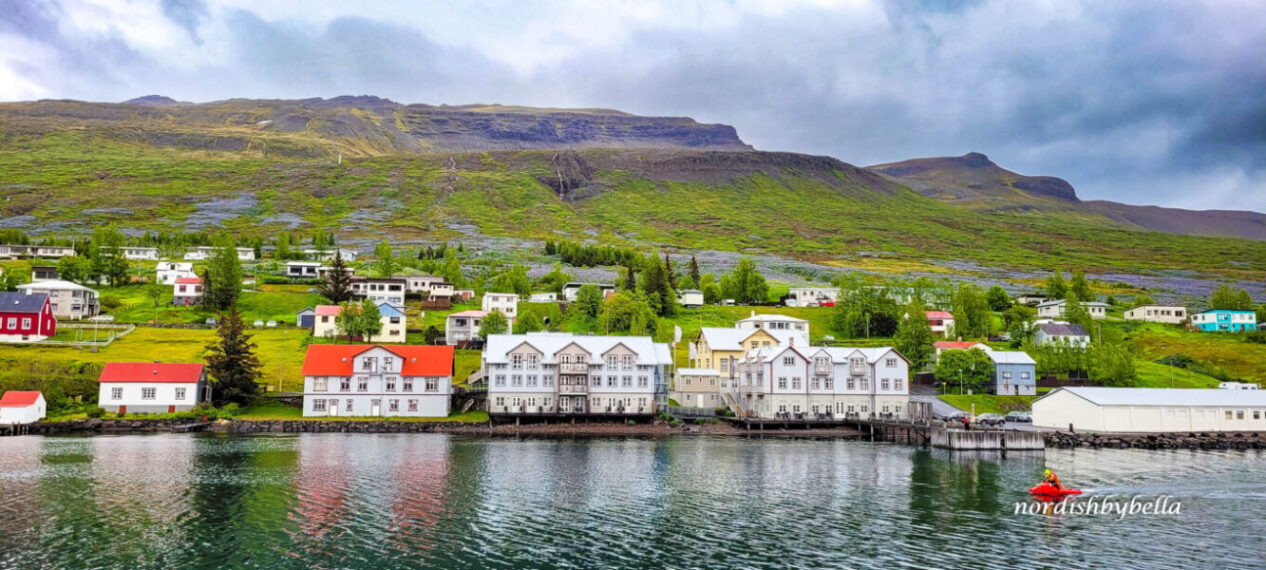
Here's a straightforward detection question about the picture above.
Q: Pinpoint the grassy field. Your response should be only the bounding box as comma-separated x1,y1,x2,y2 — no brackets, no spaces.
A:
101,283,324,325
1119,322,1266,382
940,393,1038,415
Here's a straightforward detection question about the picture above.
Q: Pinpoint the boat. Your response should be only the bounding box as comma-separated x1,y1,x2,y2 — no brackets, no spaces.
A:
1028,482,1082,497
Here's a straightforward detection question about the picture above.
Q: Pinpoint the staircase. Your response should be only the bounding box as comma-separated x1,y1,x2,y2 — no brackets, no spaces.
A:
722,392,747,418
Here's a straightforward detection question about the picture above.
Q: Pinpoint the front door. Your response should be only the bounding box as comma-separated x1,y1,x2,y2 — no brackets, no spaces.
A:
371,400,381,416
119,405,126,415
330,400,339,417
168,405,176,413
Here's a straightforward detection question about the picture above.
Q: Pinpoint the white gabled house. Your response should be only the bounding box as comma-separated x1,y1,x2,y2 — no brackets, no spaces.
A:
731,343,911,420
172,277,203,306
1037,299,1109,320
301,344,454,417
0,391,46,424
97,362,209,415
17,280,99,320
156,262,196,285
481,292,519,319
350,277,407,307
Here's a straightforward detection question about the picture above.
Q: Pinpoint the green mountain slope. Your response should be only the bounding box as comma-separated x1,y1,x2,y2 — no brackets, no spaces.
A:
0,98,1264,282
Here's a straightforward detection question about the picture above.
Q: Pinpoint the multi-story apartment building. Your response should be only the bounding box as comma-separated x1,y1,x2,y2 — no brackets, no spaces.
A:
692,326,808,379
730,343,910,420
483,333,673,417
349,277,407,307
481,292,520,319
301,344,454,417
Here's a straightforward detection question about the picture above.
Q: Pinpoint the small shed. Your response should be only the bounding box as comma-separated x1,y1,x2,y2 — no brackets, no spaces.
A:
297,307,316,329
0,391,46,425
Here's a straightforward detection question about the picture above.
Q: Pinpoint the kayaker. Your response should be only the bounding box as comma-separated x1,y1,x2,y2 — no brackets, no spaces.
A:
1042,469,1062,490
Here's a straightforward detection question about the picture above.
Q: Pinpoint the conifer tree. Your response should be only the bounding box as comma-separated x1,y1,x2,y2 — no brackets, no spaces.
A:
317,251,356,304
205,307,262,406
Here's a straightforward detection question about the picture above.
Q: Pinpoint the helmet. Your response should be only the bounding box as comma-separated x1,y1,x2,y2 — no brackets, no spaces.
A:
1044,469,1052,477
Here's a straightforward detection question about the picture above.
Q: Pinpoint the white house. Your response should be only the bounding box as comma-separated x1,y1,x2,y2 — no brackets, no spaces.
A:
1124,305,1187,324
405,274,444,294
302,248,357,262
0,245,76,259
672,368,724,409
286,261,322,279
1034,322,1091,347
932,341,993,359
184,246,256,261
529,292,558,303
734,311,810,335
483,333,672,417
97,362,209,414
786,287,838,307
445,310,487,345
311,303,407,343
311,305,343,337
1033,387,1266,433
172,277,203,306
1219,382,1260,390
155,262,196,285
678,289,704,309
0,391,46,424
925,311,955,337
101,246,160,260
1037,299,1109,320
481,292,520,319
301,344,454,418
350,277,407,307
561,282,616,302
731,344,911,420
17,280,99,320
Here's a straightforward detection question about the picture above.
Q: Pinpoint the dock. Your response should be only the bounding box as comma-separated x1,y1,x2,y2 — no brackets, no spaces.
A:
931,428,1045,451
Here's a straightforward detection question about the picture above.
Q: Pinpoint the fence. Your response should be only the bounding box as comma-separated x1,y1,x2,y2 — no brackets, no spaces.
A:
39,323,136,347
668,406,717,419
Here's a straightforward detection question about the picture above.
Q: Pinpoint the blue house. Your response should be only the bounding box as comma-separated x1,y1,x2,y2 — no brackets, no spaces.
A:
1191,310,1257,332
986,351,1037,396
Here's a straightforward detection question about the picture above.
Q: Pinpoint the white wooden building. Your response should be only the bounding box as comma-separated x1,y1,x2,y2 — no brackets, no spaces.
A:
17,280,99,320
734,311,810,334
481,292,520,319
301,345,454,417
1037,299,1109,320
97,362,209,414
731,344,910,420
1033,387,1266,433
785,287,838,307
0,391,46,424
1123,304,1187,324
156,262,196,285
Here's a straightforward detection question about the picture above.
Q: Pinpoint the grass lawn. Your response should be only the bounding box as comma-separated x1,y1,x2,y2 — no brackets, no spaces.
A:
1119,322,1266,381
100,283,323,325
940,393,1037,415
454,349,481,384
1134,360,1221,388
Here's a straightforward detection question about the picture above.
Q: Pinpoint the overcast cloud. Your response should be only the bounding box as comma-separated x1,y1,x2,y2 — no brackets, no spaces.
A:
2,0,1264,211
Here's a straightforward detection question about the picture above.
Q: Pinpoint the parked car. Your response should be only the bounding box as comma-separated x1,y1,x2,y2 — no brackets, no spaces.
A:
975,413,1006,427
1004,411,1032,423
940,411,970,422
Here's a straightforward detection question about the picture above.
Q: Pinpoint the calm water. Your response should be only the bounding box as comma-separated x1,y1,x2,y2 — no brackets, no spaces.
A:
0,434,1262,569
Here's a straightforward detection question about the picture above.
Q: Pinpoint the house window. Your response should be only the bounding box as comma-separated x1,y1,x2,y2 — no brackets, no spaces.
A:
607,376,617,387
606,356,619,369
591,375,601,387
403,380,413,391
847,379,855,390
1020,372,1031,380
389,399,399,412
812,378,821,390
495,375,506,387
881,379,890,391
1226,411,1233,420
315,378,328,391
721,360,729,372
527,354,539,369
750,341,759,349
1237,411,1244,420
1002,372,1013,380
358,379,368,392
895,379,903,391
408,399,418,412
860,379,869,390
386,380,396,391
313,399,327,411
638,376,648,388
111,387,122,400
5,318,14,328
544,375,554,387
346,400,354,412
527,375,538,387
340,379,351,391
20,318,30,329
142,388,156,400
175,388,186,400
512,354,523,369
783,356,795,366
622,376,632,388
426,378,438,392
684,378,692,387
886,358,897,367
778,377,788,389
622,355,634,369
512,375,523,387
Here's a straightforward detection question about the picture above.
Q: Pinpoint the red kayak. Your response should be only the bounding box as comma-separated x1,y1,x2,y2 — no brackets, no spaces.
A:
1029,482,1082,496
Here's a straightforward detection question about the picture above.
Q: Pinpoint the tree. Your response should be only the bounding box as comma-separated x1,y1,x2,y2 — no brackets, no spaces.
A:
204,307,262,407
206,240,243,311
335,302,363,341
1045,269,1067,299
1132,293,1156,308
492,263,531,297
688,255,701,285
950,282,991,338
985,285,1011,312
832,282,899,338
200,268,214,312
479,310,509,338
1003,304,1035,343
720,258,768,304
637,254,676,317
620,264,637,291
513,311,543,334
145,282,165,323
1064,293,1095,336
1070,270,1093,301
599,291,657,335
573,284,604,318
537,262,571,294
933,349,994,393
101,251,129,287
1089,342,1137,386
275,233,292,260
440,248,463,286
663,253,676,285
57,256,91,283
373,239,398,278
894,303,935,371
317,251,355,303
699,274,722,305
358,299,383,341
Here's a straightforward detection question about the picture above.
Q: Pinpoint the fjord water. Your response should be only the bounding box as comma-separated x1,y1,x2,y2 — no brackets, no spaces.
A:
0,435,1261,569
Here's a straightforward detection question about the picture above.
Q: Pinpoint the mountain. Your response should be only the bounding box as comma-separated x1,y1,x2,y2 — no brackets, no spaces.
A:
0,97,1263,282
871,153,1266,241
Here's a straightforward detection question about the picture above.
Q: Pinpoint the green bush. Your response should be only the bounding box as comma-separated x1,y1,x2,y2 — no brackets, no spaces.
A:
1246,331,1266,345
99,295,123,310
86,406,105,418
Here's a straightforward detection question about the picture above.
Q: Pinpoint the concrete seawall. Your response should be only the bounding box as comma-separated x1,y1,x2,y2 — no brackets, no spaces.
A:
932,428,1045,451
1044,430,1266,450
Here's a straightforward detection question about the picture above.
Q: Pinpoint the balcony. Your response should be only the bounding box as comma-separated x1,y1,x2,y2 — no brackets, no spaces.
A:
850,365,867,376
813,363,832,375
559,363,590,374
559,384,589,395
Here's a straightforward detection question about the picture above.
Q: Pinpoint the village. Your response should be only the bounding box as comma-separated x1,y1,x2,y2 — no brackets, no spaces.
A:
0,231,1264,442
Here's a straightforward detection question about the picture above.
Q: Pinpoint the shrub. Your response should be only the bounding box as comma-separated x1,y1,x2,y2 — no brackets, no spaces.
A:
86,406,105,418
1245,331,1266,345
99,295,123,310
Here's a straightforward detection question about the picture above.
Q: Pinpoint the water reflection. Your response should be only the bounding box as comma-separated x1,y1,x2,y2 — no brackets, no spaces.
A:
0,435,1261,569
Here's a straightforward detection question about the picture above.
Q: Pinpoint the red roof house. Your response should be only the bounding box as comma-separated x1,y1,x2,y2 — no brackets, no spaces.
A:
97,362,208,414
302,344,455,377
0,390,46,424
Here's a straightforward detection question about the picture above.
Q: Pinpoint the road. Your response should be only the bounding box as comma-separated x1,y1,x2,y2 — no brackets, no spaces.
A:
911,385,1038,431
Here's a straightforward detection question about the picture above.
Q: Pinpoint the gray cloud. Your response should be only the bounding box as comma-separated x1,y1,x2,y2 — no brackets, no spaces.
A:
1,0,1263,211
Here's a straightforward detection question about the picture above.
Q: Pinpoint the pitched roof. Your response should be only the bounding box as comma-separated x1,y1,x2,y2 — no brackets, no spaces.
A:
810,346,906,365
483,333,673,366
1195,309,1256,315
1038,299,1109,308
448,310,489,318
925,311,954,319
301,345,454,376
1039,386,1266,407
0,292,49,314
986,351,1036,365
314,305,342,316
174,277,202,285
677,368,720,376
17,279,96,293
1037,322,1089,337
697,327,808,351
0,391,43,407
376,302,405,318
934,341,988,350
99,362,204,384
735,312,809,324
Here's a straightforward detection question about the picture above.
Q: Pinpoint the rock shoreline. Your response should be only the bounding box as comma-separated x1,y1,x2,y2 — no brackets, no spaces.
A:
1043,430,1266,450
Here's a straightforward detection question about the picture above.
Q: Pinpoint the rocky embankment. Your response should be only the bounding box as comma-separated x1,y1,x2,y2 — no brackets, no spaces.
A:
1043,430,1266,450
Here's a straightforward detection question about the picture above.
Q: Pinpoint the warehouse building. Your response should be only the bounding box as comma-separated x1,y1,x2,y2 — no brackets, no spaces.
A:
1033,387,1266,433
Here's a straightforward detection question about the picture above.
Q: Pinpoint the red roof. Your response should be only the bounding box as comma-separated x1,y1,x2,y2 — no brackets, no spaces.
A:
175,277,202,285
925,311,954,320
99,362,205,383
448,310,488,318
315,305,342,316
302,345,454,377
935,341,983,350
0,391,42,407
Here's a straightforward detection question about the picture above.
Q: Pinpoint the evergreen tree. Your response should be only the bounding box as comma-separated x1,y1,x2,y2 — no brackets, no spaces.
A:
200,268,214,312
638,255,676,317
1045,269,1067,299
373,239,398,278
663,253,676,286
894,303,935,371
950,282,991,338
207,240,243,311
440,248,463,286
276,233,292,260
688,255,701,285
623,264,637,291
317,251,355,303
1070,270,1093,301
205,307,262,407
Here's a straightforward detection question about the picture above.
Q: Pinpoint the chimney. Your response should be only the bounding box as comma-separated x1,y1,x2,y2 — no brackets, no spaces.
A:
750,310,756,318
789,336,794,347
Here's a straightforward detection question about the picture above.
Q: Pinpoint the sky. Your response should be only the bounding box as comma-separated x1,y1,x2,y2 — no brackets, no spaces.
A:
2,0,1265,212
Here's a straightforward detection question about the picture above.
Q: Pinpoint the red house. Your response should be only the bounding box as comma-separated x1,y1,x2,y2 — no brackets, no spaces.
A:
0,292,56,342
173,277,204,306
